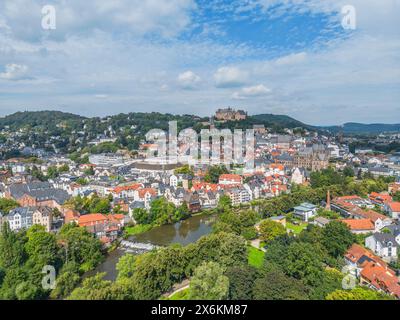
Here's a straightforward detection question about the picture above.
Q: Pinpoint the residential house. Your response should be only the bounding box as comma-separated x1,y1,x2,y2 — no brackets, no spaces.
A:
365,233,398,262
32,206,53,232
6,182,69,210
219,174,242,185
313,216,330,228
6,207,33,231
77,213,125,243
293,202,317,222
384,202,400,219
225,187,250,205
341,219,375,234
344,244,400,299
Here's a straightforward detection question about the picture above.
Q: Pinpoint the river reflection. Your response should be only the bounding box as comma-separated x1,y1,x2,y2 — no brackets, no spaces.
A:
86,213,215,281
132,214,215,246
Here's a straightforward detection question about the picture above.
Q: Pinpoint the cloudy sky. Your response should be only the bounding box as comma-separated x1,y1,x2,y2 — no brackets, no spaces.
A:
0,0,399,125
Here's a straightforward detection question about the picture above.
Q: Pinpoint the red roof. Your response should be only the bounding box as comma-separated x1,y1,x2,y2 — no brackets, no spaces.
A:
138,188,157,198
388,202,400,212
345,244,387,268
112,183,142,194
78,213,109,226
219,174,242,182
369,192,392,204
361,261,400,298
341,219,374,231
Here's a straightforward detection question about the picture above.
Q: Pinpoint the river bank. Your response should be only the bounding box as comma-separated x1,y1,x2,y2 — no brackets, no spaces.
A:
86,213,216,281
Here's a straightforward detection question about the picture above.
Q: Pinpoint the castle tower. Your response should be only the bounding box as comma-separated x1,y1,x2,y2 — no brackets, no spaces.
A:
325,189,331,211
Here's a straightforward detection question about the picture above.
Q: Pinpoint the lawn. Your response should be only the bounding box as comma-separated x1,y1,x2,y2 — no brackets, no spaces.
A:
168,288,189,300
286,222,308,235
247,246,265,269
124,224,153,236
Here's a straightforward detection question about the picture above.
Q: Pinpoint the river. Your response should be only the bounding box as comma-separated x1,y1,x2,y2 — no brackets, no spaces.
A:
85,213,216,281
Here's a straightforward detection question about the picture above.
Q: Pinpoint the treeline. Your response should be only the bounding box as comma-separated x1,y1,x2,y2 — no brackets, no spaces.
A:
255,168,393,217
132,197,190,226
68,232,247,300
0,223,103,300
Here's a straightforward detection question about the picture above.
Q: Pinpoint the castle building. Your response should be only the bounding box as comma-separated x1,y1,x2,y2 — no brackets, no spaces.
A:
215,108,247,121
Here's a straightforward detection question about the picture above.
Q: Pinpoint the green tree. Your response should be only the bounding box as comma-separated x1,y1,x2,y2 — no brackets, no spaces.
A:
68,273,129,300
225,265,258,300
132,208,150,225
283,242,325,287
253,269,308,300
188,261,229,300
322,221,355,258
204,165,229,183
0,198,19,213
25,225,59,267
217,195,232,211
343,166,355,177
0,222,26,269
258,220,286,243
57,223,103,272
326,287,395,300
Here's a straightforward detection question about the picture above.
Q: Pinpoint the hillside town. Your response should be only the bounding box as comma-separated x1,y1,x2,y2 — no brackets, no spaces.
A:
0,109,399,301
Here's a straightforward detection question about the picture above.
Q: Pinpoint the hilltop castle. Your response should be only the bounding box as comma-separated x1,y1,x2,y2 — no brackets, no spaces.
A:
215,107,247,121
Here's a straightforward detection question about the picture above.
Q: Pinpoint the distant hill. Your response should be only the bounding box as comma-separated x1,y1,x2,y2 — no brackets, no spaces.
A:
250,114,313,129
321,122,400,134
0,111,86,130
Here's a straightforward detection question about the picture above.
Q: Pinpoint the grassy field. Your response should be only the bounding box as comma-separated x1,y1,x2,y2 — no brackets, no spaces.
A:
247,246,265,269
124,224,153,236
286,222,308,235
168,288,189,300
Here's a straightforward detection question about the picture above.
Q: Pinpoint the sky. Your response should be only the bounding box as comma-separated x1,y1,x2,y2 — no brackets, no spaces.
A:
0,0,399,125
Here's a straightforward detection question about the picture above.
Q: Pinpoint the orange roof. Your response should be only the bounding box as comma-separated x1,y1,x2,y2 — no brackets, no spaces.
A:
78,213,125,227
138,188,157,198
336,195,362,201
219,174,242,182
369,192,392,204
359,210,388,223
270,164,284,170
191,182,219,192
361,261,400,298
345,244,386,267
64,209,80,223
341,219,375,231
388,202,400,212
112,183,142,194
78,213,108,226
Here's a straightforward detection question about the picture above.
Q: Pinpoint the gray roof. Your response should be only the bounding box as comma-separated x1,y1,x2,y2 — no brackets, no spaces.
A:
8,182,69,204
129,201,145,209
8,207,36,218
372,232,398,247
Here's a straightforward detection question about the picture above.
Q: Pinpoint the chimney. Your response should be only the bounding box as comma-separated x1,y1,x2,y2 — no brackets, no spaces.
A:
326,189,331,211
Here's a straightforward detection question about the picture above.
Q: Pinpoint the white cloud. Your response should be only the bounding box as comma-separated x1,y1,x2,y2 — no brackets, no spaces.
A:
0,0,398,124
0,63,30,80
94,94,108,99
233,84,271,99
275,52,307,66
214,66,248,88
177,70,201,89
0,0,197,41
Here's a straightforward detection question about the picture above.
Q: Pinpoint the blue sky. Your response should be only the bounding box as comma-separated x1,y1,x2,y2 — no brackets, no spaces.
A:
0,0,399,125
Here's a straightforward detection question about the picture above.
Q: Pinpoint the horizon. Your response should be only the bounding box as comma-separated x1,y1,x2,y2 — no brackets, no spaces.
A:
0,108,399,127
0,1,399,125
